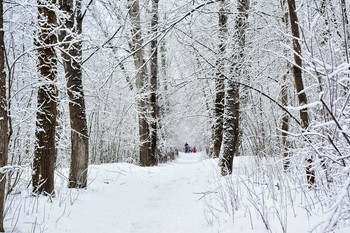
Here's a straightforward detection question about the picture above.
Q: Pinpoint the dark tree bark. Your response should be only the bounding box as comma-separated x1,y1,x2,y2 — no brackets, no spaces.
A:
0,0,7,230
213,0,228,158
149,0,160,166
59,0,89,188
287,0,315,186
128,0,151,166
33,0,58,195
220,0,249,175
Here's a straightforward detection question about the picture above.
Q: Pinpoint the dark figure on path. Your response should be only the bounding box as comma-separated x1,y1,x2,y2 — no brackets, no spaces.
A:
193,146,197,153
184,143,189,153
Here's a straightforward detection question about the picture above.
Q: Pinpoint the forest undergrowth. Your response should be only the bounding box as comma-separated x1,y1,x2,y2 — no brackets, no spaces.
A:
1,152,349,233
204,155,350,233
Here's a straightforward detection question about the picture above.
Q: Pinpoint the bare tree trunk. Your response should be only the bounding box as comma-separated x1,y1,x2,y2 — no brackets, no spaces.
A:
158,38,170,114
213,0,227,158
340,0,350,93
281,74,290,171
59,0,89,188
341,0,349,65
220,0,249,175
0,0,7,230
128,0,151,166
158,37,170,161
149,0,159,166
287,0,315,186
280,0,290,171
159,38,170,117
33,0,58,195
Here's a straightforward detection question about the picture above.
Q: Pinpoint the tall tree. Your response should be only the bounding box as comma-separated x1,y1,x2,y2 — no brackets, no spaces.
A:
160,39,169,113
287,0,315,186
128,0,151,166
220,0,249,175
281,74,290,171
280,0,290,171
212,0,228,158
59,0,89,188
158,36,172,162
32,0,58,195
340,0,349,66
340,0,350,95
149,0,160,166
0,0,7,229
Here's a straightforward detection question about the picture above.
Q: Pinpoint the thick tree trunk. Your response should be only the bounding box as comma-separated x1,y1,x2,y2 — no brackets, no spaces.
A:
287,0,315,186
0,0,7,230
220,0,249,175
149,0,160,166
128,0,151,166
33,0,58,195
220,82,240,176
213,0,227,158
59,0,89,188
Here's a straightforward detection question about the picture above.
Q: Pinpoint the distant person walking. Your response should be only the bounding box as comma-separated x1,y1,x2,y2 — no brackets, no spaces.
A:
193,146,197,153
184,143,189,153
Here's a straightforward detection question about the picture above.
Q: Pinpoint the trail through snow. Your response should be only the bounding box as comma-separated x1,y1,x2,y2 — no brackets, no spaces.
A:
8,152,350,233
66,152,214,233
10,152,218,233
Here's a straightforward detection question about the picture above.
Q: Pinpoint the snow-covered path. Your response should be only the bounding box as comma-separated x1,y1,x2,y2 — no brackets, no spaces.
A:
38,152,217,233
8,152,350,233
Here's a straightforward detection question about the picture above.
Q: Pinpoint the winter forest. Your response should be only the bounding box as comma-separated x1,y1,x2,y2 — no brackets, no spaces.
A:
0,0,350,232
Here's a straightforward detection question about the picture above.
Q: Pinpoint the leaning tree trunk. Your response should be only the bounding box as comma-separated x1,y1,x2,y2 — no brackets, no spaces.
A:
149,0,160,166
59,0,89,188
0,0,7,230
287,0,315,187
220,0,249,175
32,0,58,195
128,0,151,166
213,0,228,158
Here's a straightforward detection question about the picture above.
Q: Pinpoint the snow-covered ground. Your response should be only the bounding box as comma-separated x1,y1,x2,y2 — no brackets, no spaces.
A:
6,152,216,233
4,152,350,232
